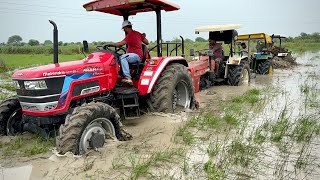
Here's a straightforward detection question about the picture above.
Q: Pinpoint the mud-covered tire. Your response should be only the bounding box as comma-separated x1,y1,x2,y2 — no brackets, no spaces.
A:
227,62,250,86
148,63,195,113
56,102,125,155
0,96,22,135
257,59,272,75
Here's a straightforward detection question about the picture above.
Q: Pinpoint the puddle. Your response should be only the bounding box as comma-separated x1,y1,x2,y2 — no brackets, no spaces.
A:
182,52,320,179
0,165,32,180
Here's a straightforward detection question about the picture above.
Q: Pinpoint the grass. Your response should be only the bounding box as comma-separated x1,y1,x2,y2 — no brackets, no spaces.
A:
292,116,320,143
0,54,85,69
231,88,260,105
0,58,9,73
128,148,185,180
0,93,11,101
0,135,54,156
300,80,320,108
0,83,15,91
204,160,226,180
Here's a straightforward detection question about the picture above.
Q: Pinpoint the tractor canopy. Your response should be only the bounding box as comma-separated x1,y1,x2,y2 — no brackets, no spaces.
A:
237,33,272,44
83,0,180,16
195,24,241,33
195,24,241,44
271,34,287,39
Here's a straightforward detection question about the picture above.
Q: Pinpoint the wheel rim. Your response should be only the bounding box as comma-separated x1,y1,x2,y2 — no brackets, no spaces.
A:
6,108,22,136
240,68,249,85
173,81,191,111
79,118,116,154
268,66,273,74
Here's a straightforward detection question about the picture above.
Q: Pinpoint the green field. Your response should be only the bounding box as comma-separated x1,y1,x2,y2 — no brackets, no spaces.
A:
0,54,84,71
0,40,319,72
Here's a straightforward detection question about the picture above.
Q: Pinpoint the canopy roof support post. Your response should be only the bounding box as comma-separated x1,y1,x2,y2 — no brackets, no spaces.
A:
156,8,162,57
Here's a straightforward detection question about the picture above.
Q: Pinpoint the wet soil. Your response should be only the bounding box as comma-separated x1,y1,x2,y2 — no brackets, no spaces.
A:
0,52,319,179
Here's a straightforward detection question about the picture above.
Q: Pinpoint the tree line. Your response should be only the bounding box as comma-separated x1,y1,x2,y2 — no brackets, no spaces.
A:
1,32,319,47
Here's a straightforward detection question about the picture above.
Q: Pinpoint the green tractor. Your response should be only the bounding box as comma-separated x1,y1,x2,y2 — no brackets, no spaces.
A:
237,33,273,75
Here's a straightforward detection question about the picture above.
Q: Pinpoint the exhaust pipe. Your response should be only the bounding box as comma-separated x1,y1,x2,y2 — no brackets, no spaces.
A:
49,20,58,64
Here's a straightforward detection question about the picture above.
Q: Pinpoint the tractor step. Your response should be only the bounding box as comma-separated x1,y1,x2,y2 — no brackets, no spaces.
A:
115,87,140,119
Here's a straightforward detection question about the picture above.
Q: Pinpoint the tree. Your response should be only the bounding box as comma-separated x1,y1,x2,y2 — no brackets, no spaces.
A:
44,40,52,45
195,37,206,42
58,41,63,46
7,35,23,45
185,38,194,43
28,39,40,46
299,32,308,39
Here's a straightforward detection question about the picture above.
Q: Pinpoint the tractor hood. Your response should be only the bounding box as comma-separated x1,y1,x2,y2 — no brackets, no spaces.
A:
12,52,114,79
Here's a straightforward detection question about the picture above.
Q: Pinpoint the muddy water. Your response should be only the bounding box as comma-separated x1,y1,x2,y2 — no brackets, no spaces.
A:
184,52,320,179
0,52,319,179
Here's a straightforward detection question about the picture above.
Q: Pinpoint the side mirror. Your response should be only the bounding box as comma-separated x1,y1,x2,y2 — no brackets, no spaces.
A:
190,49,195,56
83,40,89,53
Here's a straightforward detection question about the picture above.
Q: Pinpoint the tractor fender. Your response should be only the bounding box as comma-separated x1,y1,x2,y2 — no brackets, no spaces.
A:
138,56,188,96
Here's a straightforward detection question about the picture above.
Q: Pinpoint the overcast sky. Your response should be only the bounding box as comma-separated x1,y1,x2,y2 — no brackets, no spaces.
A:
0,0,319,43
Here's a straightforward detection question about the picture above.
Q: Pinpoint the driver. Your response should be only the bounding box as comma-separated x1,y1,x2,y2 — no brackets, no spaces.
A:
112,20,149,85
240,42,249,56
208,38,223,78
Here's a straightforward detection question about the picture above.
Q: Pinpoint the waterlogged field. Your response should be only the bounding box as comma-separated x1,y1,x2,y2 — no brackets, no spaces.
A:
0,52,319,179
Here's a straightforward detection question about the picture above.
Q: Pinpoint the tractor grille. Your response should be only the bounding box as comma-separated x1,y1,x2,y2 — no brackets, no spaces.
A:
20,101,58,111
14,76,65,112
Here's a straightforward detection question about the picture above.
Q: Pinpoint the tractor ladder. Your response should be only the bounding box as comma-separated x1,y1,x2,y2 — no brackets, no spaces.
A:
115,87,140,119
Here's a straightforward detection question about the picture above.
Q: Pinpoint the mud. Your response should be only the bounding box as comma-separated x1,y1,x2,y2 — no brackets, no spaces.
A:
0,52,319,179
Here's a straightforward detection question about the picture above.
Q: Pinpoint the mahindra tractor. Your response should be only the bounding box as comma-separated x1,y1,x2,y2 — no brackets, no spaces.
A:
237,33,273,75
189,24,250,88
0,0,204,155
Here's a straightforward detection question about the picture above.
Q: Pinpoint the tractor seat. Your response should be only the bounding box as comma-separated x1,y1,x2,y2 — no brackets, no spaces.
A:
128,44,150,79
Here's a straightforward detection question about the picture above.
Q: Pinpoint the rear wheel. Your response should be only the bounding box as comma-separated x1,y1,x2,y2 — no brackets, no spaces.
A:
56,102,125,155
257,59,273,75
148,63,195,113
0,96,22,136
228,62,250,86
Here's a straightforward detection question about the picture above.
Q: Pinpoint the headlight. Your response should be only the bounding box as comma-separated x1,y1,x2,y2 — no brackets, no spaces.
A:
13,81,20,89
24,80,47,90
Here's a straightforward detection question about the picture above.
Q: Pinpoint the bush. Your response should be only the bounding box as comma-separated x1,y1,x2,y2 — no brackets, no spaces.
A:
0,58,9,73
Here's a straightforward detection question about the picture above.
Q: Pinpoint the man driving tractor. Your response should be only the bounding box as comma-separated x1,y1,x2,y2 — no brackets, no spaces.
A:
111,20,149,85
208,37,223,77
240,42,249,56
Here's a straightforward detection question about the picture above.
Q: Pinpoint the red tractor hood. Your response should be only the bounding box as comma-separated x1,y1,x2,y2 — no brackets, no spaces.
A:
12,52,114,79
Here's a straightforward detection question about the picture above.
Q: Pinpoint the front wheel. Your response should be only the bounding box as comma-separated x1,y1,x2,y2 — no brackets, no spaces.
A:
56,102,126,155
148,63,195,113
257,59,273,75
227,62,250,86
0,96,22,136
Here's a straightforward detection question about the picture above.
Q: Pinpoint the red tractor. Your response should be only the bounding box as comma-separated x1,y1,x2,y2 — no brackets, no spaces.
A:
0,0,227,155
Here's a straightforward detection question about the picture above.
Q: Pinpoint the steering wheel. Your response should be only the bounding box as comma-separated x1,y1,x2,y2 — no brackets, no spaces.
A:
96,44,126,55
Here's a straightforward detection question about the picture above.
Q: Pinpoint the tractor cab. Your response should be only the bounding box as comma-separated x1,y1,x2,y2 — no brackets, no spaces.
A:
189,24,250,88
237,33,273,74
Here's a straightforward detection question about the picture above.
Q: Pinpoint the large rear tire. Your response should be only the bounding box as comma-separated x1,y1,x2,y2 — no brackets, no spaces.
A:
148,63,195,113
227,62,250,86
56,102,126,155
257,59,273,75
0,96,22,136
